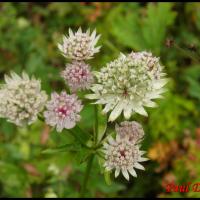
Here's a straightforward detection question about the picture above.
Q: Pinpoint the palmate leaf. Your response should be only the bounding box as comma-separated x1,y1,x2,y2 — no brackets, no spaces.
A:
106,3,143,50
142,3,177,54
107,3,176,55
183,65,200,100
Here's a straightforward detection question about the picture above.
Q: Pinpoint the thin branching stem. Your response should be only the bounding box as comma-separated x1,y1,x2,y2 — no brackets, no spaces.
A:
80,154,94,197
94,105,99,145
174,43,200,63
67,129,91,149
79,105,99,197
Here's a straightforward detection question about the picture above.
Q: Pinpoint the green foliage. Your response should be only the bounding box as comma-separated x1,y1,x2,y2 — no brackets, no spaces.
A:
148,91,196,140
106,3,176,55
183,65,200,100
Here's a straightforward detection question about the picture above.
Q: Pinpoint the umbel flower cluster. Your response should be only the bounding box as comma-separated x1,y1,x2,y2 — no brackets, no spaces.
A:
0,72,47,126
86,52,167,121
103,121,148,180
0,27,168,182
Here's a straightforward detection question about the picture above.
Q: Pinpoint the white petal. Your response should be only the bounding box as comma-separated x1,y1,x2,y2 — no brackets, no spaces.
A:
63,35,67,42
93,71,102,77
144,101,157,108
119,52,126,59
22,72,29,80
108,136,115,145
64,118,76,129
91,29,96,40
86,28,90,35
105,166,113,171
116,134,121,142
85,94,99,100
139,157,149,162
146,88,166,99
56,124,63,133
128,168,137,177
109,101,125,122
153,79,168,89
94,46,101,53
123,103,132,119
58,43,64,52
68,28,74,37
102,103,114,114
134,106,148,116
134,162,145,170
122,169,129,181
92,34,101,45
115,168,120,178
11,72,21,81
77,27,82,34
103,142,109,149
4,75,12,84
140,151,146,155
91,84,103,92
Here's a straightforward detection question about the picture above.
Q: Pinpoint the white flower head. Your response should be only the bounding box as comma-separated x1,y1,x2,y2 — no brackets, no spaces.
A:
58,27,101,60
44,91,83,132
86,51,168,121
103,135,148,181
115,121,144,143
61,61,94,92
0,72,47,126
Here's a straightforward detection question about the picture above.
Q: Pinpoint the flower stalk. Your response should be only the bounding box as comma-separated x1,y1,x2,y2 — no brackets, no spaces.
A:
80,154,95,197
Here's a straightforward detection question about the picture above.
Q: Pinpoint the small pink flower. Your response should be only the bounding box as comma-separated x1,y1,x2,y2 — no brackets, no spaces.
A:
115,121,144,143
44,91,83,132
61,61,93,92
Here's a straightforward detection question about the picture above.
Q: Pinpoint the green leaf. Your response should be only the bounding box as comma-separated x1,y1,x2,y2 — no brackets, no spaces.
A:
97,152,106,174
104,170,112,186
148,92,196,140
107,3,176,55
183,65,200,100
74,148,93,164
96,105,107,143
62,126,91,147
42,143,81,154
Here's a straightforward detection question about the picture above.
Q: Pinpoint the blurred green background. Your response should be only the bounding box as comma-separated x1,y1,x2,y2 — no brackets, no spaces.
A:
0,2,200,198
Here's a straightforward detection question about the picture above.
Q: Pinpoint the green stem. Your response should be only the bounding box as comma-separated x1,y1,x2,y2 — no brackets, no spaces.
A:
67,129,90,149
80,154,94,197
79,105,99,197
104,40,119,53
174,43,200,63
98,113,108,145
94,105,99,145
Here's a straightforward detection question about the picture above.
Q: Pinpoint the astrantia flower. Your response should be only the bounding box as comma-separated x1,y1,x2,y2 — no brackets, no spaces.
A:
0,72,47,126
115,121,144,143
61,61,94,92
44,91,83,132
58,27,101,60
86,51,168,121
103,135,148,180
